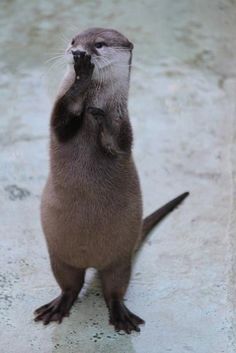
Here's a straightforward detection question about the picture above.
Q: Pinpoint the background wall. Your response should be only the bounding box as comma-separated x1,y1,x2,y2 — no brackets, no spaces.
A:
0,0,236,352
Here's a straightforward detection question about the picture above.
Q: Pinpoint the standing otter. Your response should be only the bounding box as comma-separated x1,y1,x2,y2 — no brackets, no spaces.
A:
34,28,189,333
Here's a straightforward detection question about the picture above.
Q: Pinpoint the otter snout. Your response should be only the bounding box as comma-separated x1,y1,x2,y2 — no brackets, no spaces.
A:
72,49,86,57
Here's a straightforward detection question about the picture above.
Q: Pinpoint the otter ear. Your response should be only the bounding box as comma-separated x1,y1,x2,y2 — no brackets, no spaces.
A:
128,41,134,50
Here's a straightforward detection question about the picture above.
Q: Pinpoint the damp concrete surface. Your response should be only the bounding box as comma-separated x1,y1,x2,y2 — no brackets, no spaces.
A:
0,0,236,352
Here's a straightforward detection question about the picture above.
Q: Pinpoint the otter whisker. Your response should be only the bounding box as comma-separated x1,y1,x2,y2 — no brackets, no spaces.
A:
98,56,111,68
41,58,66,82
46,56,65,68
112,63,133,68
57,33,71,44
98,56,112,88
92,57,102,92
98,60,105,92
100,57,116,97
44,58,66,77
101,53,132,70
45,50,66,56
95,55,113,71
45,54,65,64
67,25,80,35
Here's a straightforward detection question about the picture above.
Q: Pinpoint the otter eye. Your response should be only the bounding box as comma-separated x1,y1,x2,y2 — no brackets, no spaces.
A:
71,39,75,45
95,42,106,49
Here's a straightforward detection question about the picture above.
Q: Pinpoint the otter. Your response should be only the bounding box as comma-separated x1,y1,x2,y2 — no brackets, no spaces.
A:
34,27,189,334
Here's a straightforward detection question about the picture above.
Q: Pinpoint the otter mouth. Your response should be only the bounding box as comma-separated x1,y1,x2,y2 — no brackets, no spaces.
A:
65,49,112,73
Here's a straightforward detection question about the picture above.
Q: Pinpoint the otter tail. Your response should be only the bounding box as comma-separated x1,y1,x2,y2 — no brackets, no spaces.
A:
140,191,189,245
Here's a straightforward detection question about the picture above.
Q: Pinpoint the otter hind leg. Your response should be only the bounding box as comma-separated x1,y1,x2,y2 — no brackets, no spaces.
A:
100,261,145,334
34,255,85,325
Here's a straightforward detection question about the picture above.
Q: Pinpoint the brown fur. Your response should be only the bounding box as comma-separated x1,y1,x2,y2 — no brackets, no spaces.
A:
34,28,189,333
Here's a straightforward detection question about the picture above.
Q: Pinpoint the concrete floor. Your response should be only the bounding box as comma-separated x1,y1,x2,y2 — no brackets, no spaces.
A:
1,0,236,352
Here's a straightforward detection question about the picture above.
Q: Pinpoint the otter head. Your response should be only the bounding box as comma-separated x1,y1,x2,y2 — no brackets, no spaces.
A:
65,27,133,82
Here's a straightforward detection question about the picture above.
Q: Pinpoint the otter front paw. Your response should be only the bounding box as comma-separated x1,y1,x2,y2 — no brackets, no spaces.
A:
73,52,94,81
87,106,124,158
87,107,105,125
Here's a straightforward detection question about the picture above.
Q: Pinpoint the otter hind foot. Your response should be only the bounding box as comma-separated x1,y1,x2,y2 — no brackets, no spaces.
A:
109,300,145,334
34,291,77,325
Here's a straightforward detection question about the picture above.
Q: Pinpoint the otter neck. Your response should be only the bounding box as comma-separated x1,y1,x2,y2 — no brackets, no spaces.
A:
89,65,130,111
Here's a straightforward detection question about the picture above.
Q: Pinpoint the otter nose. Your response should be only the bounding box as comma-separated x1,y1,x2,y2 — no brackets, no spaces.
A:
71,49,86,56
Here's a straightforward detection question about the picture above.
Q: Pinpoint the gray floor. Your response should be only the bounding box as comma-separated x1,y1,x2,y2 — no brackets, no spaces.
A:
1,0,236,352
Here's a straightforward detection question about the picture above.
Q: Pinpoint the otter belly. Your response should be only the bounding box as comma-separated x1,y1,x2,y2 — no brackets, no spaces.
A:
40,177,142,270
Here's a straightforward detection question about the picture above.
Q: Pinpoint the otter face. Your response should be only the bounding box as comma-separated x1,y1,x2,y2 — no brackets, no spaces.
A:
65,28,133,80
